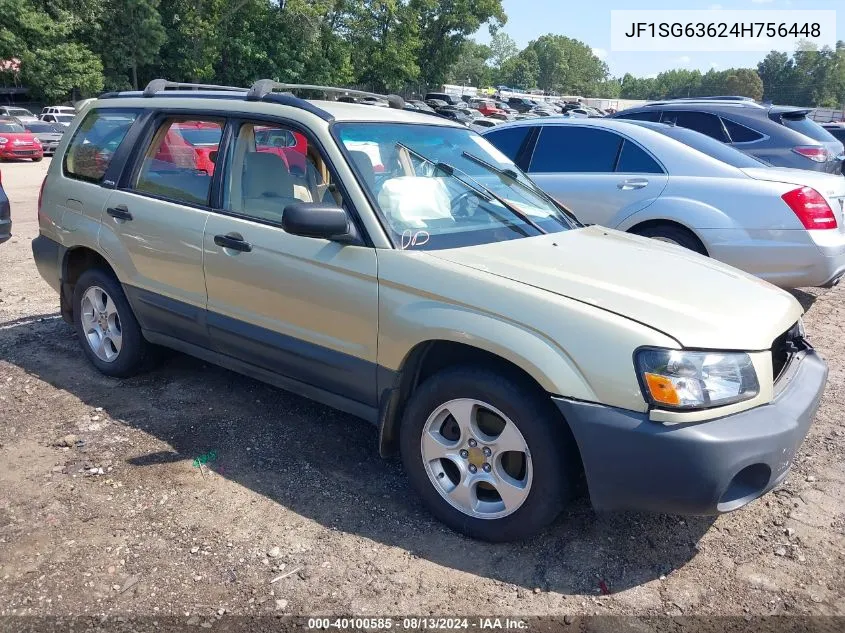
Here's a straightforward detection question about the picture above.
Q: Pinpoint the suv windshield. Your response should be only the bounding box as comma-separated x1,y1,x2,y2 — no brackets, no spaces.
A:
334,123,572,250
632,121,767,168
5,108,32,117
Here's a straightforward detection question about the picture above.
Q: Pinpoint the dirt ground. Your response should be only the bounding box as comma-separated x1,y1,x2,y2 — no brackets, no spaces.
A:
0,158,843,623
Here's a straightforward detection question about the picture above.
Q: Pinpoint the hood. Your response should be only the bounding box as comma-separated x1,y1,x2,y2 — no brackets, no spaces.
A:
1,133,37,144
427,227,802,351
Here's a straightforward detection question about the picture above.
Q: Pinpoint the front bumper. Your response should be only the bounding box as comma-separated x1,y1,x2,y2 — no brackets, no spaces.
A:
554,348,827,515
0,147,43,159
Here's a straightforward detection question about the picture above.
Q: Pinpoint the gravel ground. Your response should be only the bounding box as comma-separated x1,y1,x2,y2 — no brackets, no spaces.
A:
0,159,843,622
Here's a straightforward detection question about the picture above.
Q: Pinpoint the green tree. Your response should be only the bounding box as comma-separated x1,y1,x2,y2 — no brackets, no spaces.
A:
348,0,420,92
523,34,608,95
22,42,103,101
488,31,518,69
447,40,492,87
98,0,165,89
409,0,506,88
722,68,764,101
499,49,539,90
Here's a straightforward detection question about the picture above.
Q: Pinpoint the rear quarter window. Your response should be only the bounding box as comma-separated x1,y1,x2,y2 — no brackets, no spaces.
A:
616,110,661,122
721,118,764,143
64,109,140,183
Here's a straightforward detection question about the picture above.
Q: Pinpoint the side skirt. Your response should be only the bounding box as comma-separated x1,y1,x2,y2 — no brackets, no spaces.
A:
143,330,380,425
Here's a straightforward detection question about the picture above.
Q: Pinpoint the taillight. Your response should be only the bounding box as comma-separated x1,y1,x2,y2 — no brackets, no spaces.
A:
781,187,837,230
37,176,47,218
792,146,831,163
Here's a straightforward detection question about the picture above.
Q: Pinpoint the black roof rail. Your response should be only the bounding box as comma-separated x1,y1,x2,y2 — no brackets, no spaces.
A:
142,79,248,97
246,80,405,110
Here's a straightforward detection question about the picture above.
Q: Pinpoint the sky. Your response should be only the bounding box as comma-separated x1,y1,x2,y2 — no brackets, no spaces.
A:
474,0,843,78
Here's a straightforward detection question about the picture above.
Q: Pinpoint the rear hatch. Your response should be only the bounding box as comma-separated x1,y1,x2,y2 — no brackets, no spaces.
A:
741,166,845,231
769,107,845,173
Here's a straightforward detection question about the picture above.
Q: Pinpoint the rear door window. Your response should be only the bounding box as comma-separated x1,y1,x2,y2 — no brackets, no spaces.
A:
529,126,621,173
132,117,223,206
64,109,140,183
661,111,728,142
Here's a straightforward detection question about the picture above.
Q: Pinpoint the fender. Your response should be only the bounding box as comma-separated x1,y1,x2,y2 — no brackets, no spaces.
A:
616,196,737,234
378,300,598,403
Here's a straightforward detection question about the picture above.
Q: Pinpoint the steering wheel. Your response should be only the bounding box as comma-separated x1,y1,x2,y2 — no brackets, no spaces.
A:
452,189,482,220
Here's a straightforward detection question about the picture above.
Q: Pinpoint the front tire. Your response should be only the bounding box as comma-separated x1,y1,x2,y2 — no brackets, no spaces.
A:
72,268,151,377
399,367,575,541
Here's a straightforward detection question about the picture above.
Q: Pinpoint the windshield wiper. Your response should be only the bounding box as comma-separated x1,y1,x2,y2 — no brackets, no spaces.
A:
461,151,581,227
396,143,547,235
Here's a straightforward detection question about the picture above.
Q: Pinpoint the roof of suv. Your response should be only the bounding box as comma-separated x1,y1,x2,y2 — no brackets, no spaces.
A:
95,89,464,127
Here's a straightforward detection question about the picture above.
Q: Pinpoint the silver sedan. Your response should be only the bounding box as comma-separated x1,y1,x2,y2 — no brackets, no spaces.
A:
482,118,845,288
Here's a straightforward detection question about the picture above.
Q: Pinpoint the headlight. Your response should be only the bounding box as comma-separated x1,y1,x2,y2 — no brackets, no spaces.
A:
635,348,759,410
0,137,7,145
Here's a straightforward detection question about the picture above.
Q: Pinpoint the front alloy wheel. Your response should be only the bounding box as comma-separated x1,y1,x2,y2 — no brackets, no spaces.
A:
421,398,532,519
400,367,574,541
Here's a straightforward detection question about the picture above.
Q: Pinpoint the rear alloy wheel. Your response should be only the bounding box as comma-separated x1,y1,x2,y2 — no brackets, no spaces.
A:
73,268,152,377
79,285,123,363
400,367,574,541
632,223,706,255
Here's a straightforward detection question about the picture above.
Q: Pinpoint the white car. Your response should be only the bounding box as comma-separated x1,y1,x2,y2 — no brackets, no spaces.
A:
0,106,37,124
41,105,76,116
483,118,845,288
39,113,76,127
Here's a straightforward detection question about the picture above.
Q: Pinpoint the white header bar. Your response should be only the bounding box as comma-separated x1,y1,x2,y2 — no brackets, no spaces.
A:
610,10,837,52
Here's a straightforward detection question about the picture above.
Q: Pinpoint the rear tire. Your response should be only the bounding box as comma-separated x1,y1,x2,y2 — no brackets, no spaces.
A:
72,268,152,378
632,223,706,255
399,366,575,542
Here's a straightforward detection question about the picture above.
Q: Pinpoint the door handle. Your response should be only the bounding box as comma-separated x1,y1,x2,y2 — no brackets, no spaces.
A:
214,234,252,253
106,206,133,221
617,179,649,190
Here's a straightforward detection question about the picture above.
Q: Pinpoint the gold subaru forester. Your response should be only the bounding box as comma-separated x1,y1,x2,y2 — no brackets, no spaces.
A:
32,80,827,541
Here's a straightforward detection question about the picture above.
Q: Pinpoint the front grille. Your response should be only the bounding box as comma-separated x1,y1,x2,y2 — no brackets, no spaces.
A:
771,321,805,382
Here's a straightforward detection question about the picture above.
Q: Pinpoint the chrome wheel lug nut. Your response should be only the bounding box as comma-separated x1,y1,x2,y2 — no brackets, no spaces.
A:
482,447,491,457
459,449,469,459
483,463,491,473
468,464,477,474
468,439,477,447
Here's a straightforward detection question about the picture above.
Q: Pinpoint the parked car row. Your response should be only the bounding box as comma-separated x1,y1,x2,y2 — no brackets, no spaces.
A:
0,104,76,127
612,97,844,174
483,118,845,289
29,81,829,543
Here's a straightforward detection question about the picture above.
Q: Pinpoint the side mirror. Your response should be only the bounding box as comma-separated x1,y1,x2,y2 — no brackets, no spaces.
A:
282,202,357,243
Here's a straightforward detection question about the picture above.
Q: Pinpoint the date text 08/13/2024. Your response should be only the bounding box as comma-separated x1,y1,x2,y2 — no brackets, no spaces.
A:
307,618,529,630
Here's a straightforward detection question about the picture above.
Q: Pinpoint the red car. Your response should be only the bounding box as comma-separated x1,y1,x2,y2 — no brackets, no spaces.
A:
156,121,222,174
473,100,506,118
255,126,308,175
0,118,43,162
